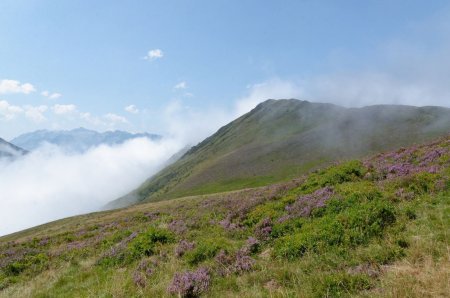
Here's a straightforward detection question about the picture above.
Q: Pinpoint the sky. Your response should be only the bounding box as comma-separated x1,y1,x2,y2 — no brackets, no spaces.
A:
1,0,450,140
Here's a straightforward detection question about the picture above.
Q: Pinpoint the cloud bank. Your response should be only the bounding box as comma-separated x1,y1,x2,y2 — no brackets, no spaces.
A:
0,138,183,236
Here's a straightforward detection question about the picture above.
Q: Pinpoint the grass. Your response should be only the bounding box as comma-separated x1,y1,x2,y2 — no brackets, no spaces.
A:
0,135,449,297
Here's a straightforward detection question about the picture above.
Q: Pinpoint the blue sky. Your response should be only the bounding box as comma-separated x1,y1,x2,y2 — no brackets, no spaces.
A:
1,0,450,140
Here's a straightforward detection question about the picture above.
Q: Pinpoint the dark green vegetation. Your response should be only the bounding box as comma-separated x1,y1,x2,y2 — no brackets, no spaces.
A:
112,99,450,207
1,135,449,297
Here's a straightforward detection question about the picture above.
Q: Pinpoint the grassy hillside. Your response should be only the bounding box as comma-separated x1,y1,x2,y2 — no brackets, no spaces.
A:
111,99,450,207
1,135,449,297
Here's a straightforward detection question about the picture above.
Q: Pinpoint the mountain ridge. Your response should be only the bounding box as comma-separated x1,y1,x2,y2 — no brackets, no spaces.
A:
11,128,162,153
110,99,450,208
0,138,27,160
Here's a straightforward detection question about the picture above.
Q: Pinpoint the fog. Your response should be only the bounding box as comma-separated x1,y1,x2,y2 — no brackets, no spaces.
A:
0,138,183,236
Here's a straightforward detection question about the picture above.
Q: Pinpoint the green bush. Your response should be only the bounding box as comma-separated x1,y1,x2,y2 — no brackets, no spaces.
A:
339,200,396,246
3,253,49,277
273,199,396,259
184,238,228,265
271,217,304,239
301,161,366,193
244,201,285,226
128,227,175,260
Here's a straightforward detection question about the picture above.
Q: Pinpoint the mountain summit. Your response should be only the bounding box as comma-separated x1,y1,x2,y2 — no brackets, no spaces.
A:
11,128,161,153
111,99,450,207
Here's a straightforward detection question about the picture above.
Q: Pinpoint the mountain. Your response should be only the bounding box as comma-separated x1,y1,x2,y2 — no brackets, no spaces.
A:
1,135,448,297
0,138,27,160
111,99,450,207
10,128,162,152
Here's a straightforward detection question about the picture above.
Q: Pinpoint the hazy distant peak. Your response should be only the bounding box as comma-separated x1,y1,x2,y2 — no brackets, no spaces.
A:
11,128,162,152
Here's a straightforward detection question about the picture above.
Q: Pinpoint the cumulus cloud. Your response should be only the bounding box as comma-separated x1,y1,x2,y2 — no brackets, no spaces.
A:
144,49,164,61
42,90,62,99
52,104,77,115
0,138,183,236
125,104,139,114
1,101,50,123
0,100,23,120
0,79,36,94
24,105,48,122
104,113,128,124
49,93,62,99
174,81,187,89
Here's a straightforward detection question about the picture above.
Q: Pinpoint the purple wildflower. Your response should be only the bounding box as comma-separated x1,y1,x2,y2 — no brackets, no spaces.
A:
133,271,146,288
254,218,272,240
244,237,260,254
137,259,157,277
218,214,238,231
233,250,255,273
285,186,334,218
175,240,196,257
168,267,211,297
168,220,187,235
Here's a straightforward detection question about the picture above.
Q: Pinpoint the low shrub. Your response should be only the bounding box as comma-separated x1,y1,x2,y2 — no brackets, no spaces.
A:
184,239,228,265
128,227,175,260
168,267,210,297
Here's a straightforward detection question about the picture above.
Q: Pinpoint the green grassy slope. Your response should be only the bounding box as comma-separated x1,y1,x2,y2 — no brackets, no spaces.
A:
1,135,449,297
111,99,450,207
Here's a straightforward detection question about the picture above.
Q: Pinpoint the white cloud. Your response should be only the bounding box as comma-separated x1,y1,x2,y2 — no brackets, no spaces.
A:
0,79,36,94
104,113,128,124
24,105,48,122
0,100,23,120
0,138,183,235
125,104,139,114
52,104,77,115
144,49,164,61
79,112,103,126
42,90,62,100
49,93,62,99
174,81,187,89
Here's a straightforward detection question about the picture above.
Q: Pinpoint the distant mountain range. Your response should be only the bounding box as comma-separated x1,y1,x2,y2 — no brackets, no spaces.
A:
0,138,27,160
110,99,450,208
11,128,162,153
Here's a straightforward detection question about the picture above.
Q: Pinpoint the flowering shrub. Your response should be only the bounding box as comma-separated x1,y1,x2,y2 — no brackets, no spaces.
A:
214,249,255,276
168,267,210,297
168,219,188,235
363,142,448,181
285,186,334,218
132,258,157,288
232,250,255,273
254,218,273,240
218,214,239,231
243,237,260,254
133,271,146,288
175,240,196,258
